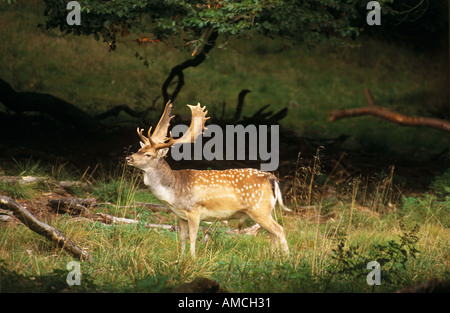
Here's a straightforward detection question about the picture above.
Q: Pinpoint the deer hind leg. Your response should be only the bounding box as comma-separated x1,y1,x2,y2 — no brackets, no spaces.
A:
247,210,289,254
237,216,247,232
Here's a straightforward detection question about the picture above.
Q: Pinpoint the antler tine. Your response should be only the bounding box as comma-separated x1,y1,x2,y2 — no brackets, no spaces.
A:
171,103,209,146
150,100,174,145
147,126,156,146
137,127,149,145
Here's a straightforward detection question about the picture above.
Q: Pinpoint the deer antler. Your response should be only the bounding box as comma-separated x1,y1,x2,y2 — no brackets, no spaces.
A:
137,100,173,146
151,131,177,150
137,127,152,146
171,103,209,145
151,100,174,144
138,102,209,150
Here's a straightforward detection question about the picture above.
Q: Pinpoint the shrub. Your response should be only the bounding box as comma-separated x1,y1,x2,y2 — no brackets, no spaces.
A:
325,223,420,292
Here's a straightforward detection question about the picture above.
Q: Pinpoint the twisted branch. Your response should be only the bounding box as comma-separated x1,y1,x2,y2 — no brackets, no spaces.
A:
328,88,450,133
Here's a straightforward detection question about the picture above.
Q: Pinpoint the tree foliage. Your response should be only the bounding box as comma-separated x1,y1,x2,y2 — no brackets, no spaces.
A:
42,0,373,51
39,1,440,106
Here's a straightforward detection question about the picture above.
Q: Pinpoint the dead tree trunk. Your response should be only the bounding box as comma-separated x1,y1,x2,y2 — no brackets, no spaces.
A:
0,78,159,128
0,78,98,130
0,196,90,261
233,89,252,121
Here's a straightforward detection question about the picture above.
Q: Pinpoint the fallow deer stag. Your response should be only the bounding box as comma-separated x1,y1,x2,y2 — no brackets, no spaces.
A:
126,101,290,257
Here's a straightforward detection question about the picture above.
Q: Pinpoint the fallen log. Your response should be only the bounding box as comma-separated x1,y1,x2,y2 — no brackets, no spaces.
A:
0,196,90,261
0,176,89,189
0,208,12,222
48,198,96,216
92,212,179,232
98,201,168,212
0,176,46,185
328,88,450,133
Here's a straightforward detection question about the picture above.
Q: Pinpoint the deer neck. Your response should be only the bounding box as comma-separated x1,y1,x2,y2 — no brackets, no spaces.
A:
143,158,178,205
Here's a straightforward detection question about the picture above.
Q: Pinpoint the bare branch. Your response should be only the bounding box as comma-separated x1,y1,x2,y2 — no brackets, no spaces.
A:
328,88,450,133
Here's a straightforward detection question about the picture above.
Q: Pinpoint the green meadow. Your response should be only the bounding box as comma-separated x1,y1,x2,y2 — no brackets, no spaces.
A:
0,1,448,293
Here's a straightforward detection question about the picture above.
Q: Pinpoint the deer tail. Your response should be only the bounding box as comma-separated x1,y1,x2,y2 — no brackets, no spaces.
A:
271,178,292,212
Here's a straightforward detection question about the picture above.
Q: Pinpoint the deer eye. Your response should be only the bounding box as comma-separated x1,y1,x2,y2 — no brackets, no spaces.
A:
145,153,152,158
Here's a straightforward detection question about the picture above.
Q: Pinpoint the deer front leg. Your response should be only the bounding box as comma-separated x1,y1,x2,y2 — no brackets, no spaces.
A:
179,218,189,255
186,210,200,258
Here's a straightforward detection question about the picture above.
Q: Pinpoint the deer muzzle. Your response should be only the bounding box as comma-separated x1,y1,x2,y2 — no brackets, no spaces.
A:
125,156,134,165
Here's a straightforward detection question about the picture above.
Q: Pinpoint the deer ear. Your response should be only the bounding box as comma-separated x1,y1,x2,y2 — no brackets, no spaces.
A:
157,148,169,157
140,141,145,148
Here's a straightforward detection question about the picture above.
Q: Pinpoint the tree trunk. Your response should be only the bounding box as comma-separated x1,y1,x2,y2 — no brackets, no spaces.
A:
0,78,98,130
162,30,219,105
233,89,251,121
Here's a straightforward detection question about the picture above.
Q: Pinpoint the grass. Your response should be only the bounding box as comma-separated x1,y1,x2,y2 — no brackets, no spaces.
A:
3,208,446,293
0,157,448,293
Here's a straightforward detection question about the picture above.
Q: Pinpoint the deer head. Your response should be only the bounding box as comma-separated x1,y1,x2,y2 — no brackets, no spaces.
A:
126,101,209,171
